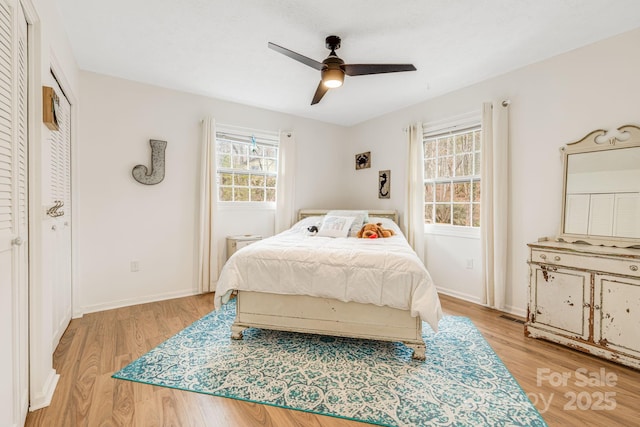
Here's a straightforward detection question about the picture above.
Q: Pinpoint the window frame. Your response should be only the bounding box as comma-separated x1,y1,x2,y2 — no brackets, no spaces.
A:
215,125,279,208
422,115,482,238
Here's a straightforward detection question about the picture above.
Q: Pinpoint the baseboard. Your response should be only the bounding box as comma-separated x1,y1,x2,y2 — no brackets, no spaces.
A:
436,286,482,305
29,370,59,411
79,288,202,315
502,304,526,318
436,286,526,318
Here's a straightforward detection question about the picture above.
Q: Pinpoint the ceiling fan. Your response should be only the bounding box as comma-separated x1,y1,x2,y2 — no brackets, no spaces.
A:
268,35,417,105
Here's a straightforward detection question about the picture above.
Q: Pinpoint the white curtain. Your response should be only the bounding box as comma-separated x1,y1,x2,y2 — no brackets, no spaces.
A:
480,101,510,309
404,122,425,262
197,117,221,293
275,131,296,234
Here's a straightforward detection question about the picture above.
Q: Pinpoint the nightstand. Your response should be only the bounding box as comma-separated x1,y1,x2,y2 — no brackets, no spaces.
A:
226,235,262,260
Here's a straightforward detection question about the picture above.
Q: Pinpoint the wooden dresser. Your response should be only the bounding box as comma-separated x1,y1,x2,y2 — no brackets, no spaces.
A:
525,239,640,369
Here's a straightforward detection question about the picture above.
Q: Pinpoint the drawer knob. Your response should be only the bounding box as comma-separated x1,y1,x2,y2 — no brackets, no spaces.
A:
631,265,638,272
539,254,547,260
554,256,561,261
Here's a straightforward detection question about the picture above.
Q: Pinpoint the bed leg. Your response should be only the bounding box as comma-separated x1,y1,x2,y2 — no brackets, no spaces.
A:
230,324,244,340
408,343,426,361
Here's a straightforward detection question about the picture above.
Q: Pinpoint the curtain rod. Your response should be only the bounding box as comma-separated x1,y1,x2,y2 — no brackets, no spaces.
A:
402,99,511,131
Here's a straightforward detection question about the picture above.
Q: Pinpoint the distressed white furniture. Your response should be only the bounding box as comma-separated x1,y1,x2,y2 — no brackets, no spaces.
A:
229,209,427,360
226,234,262,260
232,292,425,359
525,239,640,369
526,125,640,369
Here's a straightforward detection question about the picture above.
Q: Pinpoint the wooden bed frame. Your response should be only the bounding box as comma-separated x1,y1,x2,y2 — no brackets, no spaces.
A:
229,209,426,360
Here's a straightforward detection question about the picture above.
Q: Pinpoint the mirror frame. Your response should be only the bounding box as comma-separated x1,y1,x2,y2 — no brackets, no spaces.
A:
559,124,640,247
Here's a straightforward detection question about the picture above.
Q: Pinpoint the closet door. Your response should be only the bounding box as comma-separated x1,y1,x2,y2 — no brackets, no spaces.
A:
15,3,29,419
0,0,29,424
45,78,72,348
0,0,16,421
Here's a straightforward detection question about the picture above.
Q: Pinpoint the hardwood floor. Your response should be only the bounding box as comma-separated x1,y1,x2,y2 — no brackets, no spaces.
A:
26,293,640,427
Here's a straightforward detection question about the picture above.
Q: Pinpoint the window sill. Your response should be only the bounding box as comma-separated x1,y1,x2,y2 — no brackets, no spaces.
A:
424,224,480,239
218,202,276,211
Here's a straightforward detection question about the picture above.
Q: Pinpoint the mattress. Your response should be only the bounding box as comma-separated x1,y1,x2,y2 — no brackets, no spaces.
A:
215,216,443,331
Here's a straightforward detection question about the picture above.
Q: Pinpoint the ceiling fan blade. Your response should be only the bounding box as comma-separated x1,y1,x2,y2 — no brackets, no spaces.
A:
342,63,416,76
268,42,325,71
311,81,329,105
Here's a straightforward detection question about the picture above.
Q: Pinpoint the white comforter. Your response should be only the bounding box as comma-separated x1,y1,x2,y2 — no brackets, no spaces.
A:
214,217,443,332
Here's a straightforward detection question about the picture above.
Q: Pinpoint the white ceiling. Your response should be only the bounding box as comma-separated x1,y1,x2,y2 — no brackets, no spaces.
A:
56,0,640,127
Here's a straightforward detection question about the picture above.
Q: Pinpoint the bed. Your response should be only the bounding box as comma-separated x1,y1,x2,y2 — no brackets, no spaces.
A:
214,209,443,360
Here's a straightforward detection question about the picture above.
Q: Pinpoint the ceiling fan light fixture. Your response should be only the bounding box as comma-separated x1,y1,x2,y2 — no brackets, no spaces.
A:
268,35,416,104
322,68,344,88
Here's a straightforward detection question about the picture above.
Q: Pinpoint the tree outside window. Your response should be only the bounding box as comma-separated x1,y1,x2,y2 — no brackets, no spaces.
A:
424,127,481,227
216,130,278,203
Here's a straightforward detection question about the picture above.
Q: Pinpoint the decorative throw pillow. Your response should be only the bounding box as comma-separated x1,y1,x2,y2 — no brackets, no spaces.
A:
326,210,368,237
317,215,356,238
293,216,323,232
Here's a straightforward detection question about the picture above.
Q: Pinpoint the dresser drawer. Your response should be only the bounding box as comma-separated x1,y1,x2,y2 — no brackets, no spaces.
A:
226,235,262,260
531,249,640,278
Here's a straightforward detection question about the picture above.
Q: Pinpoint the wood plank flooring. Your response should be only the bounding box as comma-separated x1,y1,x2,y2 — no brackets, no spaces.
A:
25,293,640,427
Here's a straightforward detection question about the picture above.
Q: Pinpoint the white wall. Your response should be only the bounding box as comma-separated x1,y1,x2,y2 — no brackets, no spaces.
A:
76,72,349,313
348,28,640,315
425,232,482,303
77,27,640,318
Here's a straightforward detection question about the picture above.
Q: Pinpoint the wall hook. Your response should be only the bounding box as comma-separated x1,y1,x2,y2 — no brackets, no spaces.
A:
46,200,64,217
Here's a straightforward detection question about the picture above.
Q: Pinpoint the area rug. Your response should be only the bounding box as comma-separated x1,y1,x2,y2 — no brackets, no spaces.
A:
113,302,546,426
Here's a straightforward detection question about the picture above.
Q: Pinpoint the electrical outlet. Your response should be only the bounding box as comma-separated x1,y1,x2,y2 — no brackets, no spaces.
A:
131,260,140,272
466,259,473,269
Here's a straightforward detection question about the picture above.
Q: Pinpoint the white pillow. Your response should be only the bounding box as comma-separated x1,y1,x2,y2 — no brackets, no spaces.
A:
327,210,368,237
317,215,356,238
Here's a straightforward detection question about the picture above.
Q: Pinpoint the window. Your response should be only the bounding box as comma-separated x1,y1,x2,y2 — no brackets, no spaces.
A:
423,125,481,227
216,125,279,203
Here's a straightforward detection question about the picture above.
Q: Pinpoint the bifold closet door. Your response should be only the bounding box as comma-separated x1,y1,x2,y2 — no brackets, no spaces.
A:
43,77,72,348
0,0,30,424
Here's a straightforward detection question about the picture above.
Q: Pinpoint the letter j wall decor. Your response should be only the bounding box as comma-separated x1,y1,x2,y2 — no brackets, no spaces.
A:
132,139,167,185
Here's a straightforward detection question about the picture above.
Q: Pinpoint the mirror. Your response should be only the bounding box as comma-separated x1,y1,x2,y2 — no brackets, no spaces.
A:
560,125,640,247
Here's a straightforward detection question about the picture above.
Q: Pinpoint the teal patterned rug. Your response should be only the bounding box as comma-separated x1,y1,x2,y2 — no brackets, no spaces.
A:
113,302,546,426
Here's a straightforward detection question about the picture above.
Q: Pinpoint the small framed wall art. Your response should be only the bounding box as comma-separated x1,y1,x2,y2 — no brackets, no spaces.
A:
355,151,371,170
378,170,390,199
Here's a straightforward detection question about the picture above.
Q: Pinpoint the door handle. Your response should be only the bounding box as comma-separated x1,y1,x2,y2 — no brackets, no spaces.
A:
12,237,24,246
